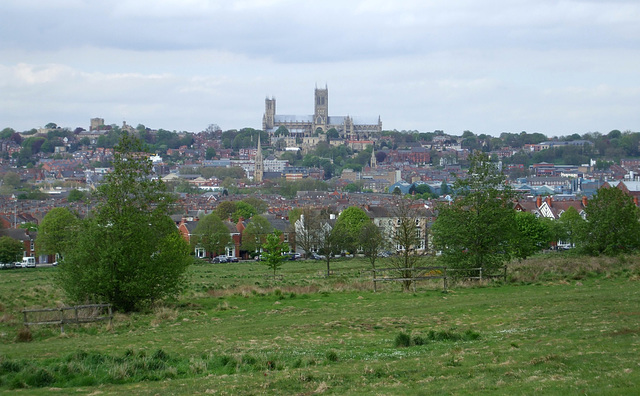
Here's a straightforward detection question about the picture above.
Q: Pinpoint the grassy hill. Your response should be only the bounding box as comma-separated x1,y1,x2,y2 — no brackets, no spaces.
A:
0,254,639,394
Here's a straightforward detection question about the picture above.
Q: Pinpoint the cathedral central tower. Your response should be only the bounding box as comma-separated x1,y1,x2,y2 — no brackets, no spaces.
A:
313,85,328,131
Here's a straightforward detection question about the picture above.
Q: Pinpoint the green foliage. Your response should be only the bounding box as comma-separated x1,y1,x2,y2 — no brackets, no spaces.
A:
241,197,268,214
215,201,237,221
192,213,231,257
241,215,273,254
2,172,20,188
432,152,515,271
557,206,585,248
56,134,191,312
580,187,640,255
35,207,78,257
232,201,257,223
0,236,23,263
261,230,288,276
333,206,370,253
67,189,87,202
512,212,551,260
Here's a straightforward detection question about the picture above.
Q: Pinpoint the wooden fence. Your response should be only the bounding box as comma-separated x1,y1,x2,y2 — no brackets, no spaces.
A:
370,266,507,292
22,304,113,334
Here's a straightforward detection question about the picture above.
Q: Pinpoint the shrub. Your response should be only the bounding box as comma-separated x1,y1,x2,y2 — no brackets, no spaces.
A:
325,350,339,362
16,327,32,343
394,332,412,347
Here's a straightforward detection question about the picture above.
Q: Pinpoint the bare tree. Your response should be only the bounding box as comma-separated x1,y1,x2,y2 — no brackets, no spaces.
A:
390,198,426,291
294,207,322,258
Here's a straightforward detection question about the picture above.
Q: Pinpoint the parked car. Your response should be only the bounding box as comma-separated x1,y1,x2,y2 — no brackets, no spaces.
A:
226,256,239,262
310,253,326,260
212,256,228,263
14,261,23,268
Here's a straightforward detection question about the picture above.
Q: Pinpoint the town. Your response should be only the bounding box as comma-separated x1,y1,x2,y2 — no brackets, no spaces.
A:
0,88,638,264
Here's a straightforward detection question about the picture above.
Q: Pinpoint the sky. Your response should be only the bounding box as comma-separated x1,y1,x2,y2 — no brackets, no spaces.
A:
1,0,639,137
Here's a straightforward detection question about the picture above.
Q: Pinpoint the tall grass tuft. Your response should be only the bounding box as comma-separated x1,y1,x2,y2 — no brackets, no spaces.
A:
15,327,32,343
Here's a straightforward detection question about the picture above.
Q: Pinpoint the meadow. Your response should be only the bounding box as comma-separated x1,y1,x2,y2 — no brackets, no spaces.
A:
0,254,639,395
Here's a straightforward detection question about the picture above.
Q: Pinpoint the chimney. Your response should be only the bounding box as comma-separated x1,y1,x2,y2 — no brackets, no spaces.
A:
635,196,638,206
536,196,542,207
546,196,552,207
582,196,588,207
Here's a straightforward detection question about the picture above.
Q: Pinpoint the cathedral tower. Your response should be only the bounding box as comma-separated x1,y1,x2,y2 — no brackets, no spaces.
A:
263,97,276,131
313,85,328,131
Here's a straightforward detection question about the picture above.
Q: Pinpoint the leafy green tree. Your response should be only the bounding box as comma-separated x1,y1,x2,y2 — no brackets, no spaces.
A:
512,212,550,260
293,207,322,258
0,236,24,263
232,201,257,222
261,230,288,277
215,201,237,221
192,213,231,257
205,147,217,160
67,189,87,202
56,134,191,312
334,206,370,254
36,208,78,258
580,187,640,255
241,215,273,254
558,206,585,248
242,197,268,214
432,152,515,272
3,171,20,188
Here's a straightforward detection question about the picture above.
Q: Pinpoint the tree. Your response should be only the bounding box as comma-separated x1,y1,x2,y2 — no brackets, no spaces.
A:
215,201,237,221
232,201,257,222
242,197,268,214
0,236,24,263
580,187,640,255
205,147,217,160
241,215,273,255
333,206,370,254
432,152,515,273
389,199,426,291
316,223,348,277
3,171,20,188
294,208,322,258
67,189,87,202
359,222,386,272
35,207,78,258
56,134,191,312
192,213,231,257
512,211,550,260
261,230,288,277
557,206,585,248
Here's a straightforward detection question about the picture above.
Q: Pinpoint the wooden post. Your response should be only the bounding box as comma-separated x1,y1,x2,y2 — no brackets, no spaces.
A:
503,266,507,282
108,305,113,328
372,268,377,293
443,267,448,293
22,308,28,328
479,267,483,281
59,308,65,334
75,306,79,328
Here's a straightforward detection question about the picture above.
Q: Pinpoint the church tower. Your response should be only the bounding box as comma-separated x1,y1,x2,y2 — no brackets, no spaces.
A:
254,133,264,183
263,97,276,131
313,85,328,131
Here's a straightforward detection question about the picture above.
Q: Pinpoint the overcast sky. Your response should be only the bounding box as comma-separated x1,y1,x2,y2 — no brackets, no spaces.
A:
1,0,639,137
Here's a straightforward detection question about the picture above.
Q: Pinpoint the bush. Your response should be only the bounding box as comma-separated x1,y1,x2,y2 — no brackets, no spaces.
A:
15,327,32,343
394,332,412,348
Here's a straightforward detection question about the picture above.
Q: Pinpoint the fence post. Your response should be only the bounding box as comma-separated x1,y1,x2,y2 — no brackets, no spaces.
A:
75,306,79,328
372,268,377,293
443,267,448,293
479,267,483,281
108,305,113,328
59,308,65,334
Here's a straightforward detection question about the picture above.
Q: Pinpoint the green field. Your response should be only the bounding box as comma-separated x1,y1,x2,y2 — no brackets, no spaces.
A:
1,255,639,395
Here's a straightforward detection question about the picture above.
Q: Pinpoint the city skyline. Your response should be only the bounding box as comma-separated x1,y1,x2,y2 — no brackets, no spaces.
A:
1,1,639,136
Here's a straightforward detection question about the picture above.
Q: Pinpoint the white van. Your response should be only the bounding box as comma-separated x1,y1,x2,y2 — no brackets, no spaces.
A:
21,257,36,268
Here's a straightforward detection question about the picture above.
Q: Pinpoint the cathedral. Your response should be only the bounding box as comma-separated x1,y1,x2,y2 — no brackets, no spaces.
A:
262,86,382,141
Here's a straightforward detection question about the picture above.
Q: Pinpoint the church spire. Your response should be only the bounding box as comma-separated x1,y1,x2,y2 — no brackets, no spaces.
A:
254,133,264,183
370,144,377,169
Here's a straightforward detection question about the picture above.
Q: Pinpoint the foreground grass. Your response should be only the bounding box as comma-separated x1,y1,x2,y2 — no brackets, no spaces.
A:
1,255,639,394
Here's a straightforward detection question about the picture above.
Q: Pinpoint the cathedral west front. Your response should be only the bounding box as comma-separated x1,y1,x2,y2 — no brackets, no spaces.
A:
262,86,382,141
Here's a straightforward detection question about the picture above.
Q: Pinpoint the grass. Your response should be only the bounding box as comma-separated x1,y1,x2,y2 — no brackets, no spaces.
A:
0,254,639,394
